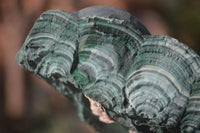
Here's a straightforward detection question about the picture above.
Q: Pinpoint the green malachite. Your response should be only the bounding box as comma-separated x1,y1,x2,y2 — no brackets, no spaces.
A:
16,6,200,133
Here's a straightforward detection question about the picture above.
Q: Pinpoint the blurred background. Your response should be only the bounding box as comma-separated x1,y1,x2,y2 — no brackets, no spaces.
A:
0,0,199,133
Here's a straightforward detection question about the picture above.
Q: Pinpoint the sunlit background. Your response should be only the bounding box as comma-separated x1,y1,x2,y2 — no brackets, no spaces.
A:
0,0,199,133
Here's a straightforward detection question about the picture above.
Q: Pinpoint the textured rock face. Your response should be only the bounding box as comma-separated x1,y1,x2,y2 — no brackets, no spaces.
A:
16,6,200,133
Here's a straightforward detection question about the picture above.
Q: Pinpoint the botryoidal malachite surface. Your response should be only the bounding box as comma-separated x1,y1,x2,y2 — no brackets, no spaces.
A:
16,6,200,133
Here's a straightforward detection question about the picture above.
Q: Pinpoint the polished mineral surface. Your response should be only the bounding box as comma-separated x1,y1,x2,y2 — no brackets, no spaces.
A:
16,6,200,133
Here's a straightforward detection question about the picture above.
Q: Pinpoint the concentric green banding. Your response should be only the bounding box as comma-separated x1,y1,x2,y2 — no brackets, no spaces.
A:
16,6,200,133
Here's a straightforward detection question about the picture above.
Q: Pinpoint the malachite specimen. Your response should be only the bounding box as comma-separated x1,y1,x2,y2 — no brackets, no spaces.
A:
16,6,200,133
